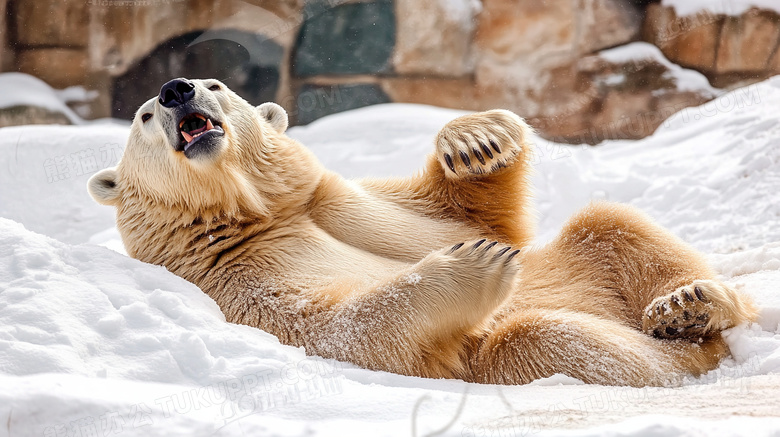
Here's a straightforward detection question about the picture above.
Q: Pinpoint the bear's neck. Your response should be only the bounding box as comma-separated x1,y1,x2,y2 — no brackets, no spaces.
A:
117,134,325,289
117,203,270,286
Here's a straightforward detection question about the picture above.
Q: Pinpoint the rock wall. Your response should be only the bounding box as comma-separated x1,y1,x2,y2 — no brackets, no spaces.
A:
644,4,780,88
3,0,779,143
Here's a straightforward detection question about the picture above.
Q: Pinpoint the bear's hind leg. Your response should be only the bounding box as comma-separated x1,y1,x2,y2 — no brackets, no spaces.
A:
470,309,729,387
553,202,757,333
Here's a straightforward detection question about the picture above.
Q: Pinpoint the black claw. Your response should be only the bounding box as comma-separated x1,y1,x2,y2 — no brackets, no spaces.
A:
683,290,694,302
444,154,456,174
472,239,487,249
484,241,499,251
473,148,486,165
665,327,679,336
459,150,472,168
489,139,501,154
479,142,494,159
670,295,680,306
506,249,521,262
494,247,512,259
694,286,705,301
653,328,663,338
449,242,464,253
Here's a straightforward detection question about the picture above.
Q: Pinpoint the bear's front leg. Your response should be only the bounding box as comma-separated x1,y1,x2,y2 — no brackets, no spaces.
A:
307,239,521,379
420,109,535,246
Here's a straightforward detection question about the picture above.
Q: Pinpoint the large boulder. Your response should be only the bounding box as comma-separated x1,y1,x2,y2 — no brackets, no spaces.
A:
470,0,644,137
531,43,718,144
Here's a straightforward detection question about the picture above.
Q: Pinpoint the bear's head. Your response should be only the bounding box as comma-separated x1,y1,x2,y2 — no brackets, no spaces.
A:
88,78,319,223
88,79,324,269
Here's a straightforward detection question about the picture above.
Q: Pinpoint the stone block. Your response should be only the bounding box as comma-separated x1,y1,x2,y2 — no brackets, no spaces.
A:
392,0,477,77
293,0,395,76
17,48,89,89
13,0,88,47
716,9,780,73
294,83,390,124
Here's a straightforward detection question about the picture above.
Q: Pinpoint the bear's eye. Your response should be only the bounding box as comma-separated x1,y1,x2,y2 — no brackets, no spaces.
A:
208,84,221,91
141,113,153,123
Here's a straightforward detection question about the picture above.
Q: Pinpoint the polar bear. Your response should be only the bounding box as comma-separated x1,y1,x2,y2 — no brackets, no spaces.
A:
88,78,757,387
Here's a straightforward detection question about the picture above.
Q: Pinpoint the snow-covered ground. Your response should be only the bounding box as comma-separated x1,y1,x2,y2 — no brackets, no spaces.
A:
2,76,780,436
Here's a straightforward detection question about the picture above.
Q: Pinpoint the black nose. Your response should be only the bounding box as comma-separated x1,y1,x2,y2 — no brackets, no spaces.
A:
158,78,195,108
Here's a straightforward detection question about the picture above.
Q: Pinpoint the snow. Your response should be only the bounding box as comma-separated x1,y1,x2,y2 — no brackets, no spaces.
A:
598,42,720,97
0,124,128,245
0,73,84,124
2,75,780,435
662,0,780,16
55,86,99,105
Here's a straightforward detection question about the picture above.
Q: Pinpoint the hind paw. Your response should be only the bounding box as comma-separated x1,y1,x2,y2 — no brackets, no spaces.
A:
642,280,755,339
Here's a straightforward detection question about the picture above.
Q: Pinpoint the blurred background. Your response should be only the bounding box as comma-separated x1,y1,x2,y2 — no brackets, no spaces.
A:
0,0,776,143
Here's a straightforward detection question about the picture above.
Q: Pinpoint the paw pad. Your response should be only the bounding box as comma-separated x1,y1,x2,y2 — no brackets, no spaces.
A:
436,110,525,178
642,282,719,339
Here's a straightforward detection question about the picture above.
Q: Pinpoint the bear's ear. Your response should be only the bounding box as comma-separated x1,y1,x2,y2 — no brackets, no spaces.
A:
257,102,288,134
87,168,121,206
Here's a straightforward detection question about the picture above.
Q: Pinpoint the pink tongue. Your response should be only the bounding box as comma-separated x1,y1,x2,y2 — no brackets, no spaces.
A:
189,125,208,135
182,119,215,145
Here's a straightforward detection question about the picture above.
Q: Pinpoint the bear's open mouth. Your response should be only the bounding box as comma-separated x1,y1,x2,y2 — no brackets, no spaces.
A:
177,112,224,152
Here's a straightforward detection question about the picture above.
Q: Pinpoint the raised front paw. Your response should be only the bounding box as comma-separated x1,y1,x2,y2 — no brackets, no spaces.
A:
642,280,756,339
421,239,522,311
435,110,529,178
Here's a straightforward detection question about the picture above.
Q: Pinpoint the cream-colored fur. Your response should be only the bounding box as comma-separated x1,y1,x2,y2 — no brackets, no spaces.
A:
88,79,758,387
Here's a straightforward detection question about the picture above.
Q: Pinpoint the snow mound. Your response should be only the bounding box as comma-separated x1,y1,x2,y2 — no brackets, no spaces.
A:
0,218,303,384
0,73,84,124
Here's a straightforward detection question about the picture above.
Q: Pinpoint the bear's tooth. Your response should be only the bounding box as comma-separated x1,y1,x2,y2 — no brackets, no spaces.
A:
206,119,214,130
182,131,194,143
